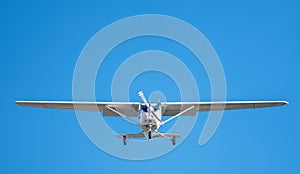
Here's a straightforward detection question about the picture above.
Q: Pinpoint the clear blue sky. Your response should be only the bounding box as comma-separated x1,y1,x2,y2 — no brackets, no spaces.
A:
0,0,299,173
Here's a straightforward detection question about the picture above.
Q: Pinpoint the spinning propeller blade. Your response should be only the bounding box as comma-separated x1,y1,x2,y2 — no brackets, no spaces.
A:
138,91,162,124
138,91,148,105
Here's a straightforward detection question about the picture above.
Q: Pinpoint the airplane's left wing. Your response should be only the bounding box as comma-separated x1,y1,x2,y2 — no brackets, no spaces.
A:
15,101,140,116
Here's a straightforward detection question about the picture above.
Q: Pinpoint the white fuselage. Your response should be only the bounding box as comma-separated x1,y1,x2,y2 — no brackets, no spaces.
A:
138,104,162,133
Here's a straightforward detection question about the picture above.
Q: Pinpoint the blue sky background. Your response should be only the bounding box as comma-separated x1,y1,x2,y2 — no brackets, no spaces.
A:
1,0,299,173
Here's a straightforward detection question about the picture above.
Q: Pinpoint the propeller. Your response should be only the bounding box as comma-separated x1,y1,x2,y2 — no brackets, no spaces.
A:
138,91,148,106
138,91,162,124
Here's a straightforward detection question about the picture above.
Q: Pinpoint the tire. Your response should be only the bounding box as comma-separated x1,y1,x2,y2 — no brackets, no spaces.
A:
148,131,152,139
123,136,127,145
172,136,176,145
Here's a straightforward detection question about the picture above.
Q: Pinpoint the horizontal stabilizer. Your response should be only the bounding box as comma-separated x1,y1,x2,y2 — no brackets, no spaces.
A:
117,133,180,139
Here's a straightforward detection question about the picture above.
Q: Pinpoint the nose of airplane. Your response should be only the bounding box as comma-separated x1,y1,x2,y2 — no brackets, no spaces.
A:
148,106,154,112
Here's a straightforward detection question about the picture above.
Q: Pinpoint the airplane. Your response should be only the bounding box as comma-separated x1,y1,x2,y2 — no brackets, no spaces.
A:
15,91,288,145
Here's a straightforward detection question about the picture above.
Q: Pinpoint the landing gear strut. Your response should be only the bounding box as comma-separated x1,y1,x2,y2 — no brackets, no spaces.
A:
148,131,152,139
172,136,176,145
123,135,128,145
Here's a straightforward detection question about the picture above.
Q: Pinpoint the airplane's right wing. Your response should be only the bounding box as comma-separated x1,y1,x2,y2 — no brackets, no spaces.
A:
161,101,288,116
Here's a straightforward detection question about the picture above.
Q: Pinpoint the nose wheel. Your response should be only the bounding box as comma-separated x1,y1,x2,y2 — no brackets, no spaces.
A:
148,131,152,139
145,124,153,139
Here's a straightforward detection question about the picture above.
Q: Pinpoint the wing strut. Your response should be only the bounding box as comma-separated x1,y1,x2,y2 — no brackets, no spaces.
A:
105,106,139,125
162,105,195,125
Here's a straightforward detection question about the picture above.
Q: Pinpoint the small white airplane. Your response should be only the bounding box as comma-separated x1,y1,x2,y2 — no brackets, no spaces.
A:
15,91,288,145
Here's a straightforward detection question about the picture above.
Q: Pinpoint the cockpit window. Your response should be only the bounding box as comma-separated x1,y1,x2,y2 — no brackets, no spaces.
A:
141,105,148,112
141,104,159,112
152,105,159,111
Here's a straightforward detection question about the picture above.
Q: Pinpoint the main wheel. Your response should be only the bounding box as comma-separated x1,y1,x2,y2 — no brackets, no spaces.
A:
123,135,127,145
172,136,176,145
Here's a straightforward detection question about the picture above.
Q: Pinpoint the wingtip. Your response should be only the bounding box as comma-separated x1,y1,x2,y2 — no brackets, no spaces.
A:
14,101,29,106
14,101,23,106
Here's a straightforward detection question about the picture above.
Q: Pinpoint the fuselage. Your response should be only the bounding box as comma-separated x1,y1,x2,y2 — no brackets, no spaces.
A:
138,104,162,133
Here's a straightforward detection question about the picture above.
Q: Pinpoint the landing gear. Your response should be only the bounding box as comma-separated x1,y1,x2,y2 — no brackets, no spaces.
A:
172,136,176,145
123,135,128,145
148,131,152,139
117,133,180,145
